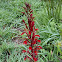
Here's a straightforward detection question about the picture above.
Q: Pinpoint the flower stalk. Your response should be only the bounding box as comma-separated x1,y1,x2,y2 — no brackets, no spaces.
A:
21,3,42,62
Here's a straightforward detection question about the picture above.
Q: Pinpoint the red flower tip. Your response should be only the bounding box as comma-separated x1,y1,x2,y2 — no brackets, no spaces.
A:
35,35,40,37
22,50,26,53
21,32,25,35
29,46,32,50
25,3,29,7
37,40,41,43
23,41,27,44
25,3,31,8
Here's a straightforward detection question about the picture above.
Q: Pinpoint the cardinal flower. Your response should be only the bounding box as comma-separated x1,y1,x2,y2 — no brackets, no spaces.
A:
21,3,42,62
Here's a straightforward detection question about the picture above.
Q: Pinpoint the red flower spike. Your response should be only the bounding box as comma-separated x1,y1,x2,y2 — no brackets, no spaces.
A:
22,50,26,53
35,35,40,37
23,41,27,44
29,46,32,50
37,40,41,43
22,3,42,62
21,32,25,35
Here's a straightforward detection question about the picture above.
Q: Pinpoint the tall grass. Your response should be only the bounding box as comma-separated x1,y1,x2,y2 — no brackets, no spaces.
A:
46,0,62,22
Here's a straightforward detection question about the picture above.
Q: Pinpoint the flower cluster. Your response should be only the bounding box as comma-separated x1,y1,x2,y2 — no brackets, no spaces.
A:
21,3,42,62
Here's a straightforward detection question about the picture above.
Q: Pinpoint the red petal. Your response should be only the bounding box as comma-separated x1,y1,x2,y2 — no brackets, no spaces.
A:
23,41,27,44
29,46,32,50
29,31,31,35
37,48,40,50
30,14,33,17
35,35,40,37
21,32,25,35
35,28,39,31
33,57,37,61
24,57,26,60
35,38,37,41
32,41,36,44
38,46,42,49
25,23,28,29
22,20,25,23
26,55,31,60
21,12,25,14
34,51,38,55
37,40,41,43
22,50,26,53
30,10,33,13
